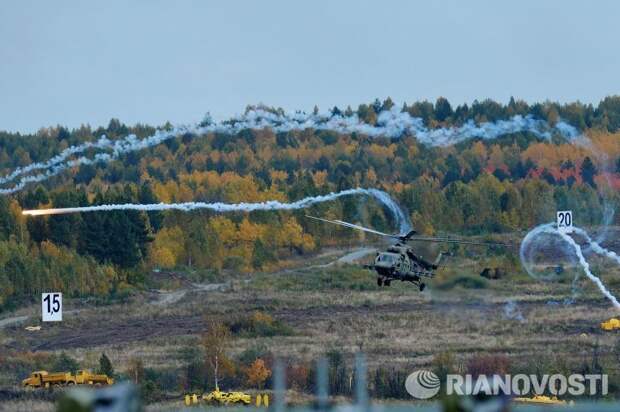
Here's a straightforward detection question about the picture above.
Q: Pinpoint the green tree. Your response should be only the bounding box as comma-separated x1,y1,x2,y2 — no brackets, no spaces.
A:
48,190,87,248
75,163,97,184
53,352,80,373
434,97,453,122
79,192,109,261
581,156,597,187
252,239,275,269
97,353,114,377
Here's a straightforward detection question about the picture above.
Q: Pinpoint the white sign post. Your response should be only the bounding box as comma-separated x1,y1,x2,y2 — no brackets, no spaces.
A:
557,210,573,233
42,292,62,322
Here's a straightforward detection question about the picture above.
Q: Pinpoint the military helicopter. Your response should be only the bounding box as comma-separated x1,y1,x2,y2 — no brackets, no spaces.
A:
306,215,507,291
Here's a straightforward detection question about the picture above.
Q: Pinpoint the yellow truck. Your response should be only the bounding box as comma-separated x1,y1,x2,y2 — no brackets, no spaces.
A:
22,370,114,388
74,370,114,386
22,371,75,388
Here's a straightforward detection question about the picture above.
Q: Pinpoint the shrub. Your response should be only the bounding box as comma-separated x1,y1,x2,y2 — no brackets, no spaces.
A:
52,352,80,373
436,275,488,290
228,311,293,338
466,354,511,378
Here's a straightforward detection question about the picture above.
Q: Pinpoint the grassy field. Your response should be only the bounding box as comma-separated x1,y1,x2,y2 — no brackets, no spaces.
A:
1,238,620,410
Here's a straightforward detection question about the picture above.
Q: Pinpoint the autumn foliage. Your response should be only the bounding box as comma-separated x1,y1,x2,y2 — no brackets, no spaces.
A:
1,97,620,309
245,358,271,389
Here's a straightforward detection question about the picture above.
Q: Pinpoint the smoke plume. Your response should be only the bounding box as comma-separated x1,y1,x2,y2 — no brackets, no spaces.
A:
503,300,525,322
22,187,412,235
1,107,579,194
520,223,620,310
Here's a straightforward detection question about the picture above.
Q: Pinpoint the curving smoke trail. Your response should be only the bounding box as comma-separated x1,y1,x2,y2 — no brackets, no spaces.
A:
557,229,620,309
520,223,620,310
0,126,194,195
22,188,412,235
1,107,580,194
572,227,620,266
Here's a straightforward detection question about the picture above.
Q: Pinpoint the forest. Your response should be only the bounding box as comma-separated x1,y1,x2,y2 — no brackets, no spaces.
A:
1,96,620,311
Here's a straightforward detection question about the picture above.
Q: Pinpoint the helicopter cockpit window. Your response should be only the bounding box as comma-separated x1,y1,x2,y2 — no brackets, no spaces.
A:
377,254,395,263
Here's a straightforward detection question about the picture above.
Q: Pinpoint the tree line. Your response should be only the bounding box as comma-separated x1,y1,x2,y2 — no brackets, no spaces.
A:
0,97,619,310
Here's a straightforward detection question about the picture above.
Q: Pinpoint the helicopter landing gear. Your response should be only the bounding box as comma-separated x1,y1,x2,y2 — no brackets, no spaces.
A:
419,283,426,292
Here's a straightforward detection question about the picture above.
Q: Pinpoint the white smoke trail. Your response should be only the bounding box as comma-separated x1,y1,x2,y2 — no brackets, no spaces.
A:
1,107,580,194
0,135,113,185
503,300,525,321
22,187,412,235
557,229,620,309
520,223,620,310
0,126,194,195
572,227,620,266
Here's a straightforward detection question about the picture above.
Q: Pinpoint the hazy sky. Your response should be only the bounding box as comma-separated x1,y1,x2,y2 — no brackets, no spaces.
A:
2,0,619,133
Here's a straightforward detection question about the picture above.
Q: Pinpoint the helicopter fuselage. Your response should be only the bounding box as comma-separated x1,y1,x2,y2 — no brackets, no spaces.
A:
364,243,440,291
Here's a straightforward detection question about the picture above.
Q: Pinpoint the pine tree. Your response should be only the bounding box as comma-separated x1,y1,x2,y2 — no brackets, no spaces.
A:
434,97,453,122
53,352,80,373
97,353,114,377
581,156,597,187
79,193,109,261
48,190,87,249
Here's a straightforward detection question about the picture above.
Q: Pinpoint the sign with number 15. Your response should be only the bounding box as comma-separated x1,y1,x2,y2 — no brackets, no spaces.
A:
42,292,62,322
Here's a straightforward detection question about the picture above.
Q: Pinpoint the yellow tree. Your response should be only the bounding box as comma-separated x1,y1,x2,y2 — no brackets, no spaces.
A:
245,358,271,389
202,318,233,389
149,226,185,268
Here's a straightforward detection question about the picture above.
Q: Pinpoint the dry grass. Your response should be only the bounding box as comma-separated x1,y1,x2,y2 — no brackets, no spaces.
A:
0,400,54,412
2,245,620,402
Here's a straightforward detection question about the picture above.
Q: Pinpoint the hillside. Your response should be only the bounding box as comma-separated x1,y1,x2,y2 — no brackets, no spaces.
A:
1,97,620,311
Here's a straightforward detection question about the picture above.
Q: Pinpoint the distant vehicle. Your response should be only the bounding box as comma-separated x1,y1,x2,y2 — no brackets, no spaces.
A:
601,318,620,331
307,216,508,291
22,370,113,388
74,370,114,385
23,371,74,388
185,387,256,406
513,395,569,405
203,387,252,405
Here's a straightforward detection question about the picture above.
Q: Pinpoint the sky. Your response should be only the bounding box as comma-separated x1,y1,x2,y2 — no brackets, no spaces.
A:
1,0,620,133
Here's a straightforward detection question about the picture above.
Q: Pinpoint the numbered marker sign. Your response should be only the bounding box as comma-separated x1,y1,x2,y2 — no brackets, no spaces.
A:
42,292,62,322
557,211,573,233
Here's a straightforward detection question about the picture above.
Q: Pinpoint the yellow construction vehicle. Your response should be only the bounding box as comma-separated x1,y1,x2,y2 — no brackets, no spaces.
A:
184,388,268,407
601,318,620,331
22,370,114,388
74,370,114,385
23,371,75,388
513,395,568,405
203,387,252,405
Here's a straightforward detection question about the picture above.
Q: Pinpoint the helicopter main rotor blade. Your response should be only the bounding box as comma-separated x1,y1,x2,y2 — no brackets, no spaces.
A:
306,215,510,247
305,215,401,240
408,236,510,247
